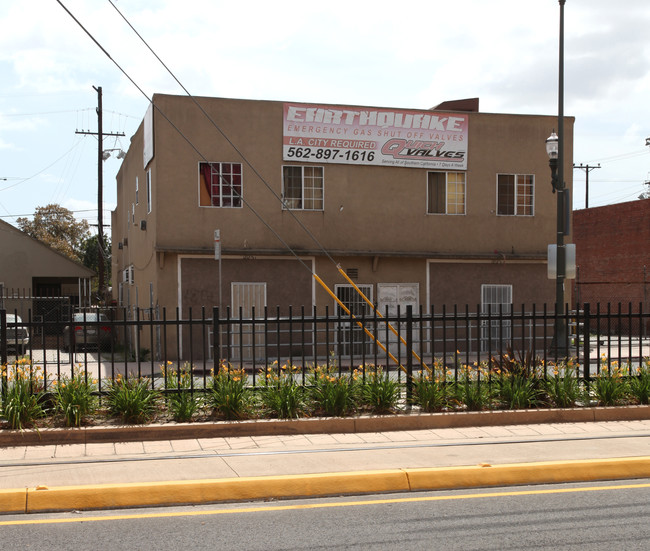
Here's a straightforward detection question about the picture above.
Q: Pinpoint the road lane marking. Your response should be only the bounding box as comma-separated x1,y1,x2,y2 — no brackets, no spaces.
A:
2,481,650,526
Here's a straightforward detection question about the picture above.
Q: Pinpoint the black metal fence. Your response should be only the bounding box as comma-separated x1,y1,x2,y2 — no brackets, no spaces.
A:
1,303,649,390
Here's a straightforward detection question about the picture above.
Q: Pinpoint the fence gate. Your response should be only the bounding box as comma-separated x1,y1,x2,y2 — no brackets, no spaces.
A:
231,282,266,361
481,284,512,352
335,284,373,357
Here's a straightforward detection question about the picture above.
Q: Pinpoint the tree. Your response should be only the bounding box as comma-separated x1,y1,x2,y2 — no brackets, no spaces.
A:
17,204,90,262
81,234,111,287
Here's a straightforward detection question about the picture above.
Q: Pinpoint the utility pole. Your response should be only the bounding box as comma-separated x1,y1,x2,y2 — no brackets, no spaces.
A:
76,86,125,304
573,163,600,209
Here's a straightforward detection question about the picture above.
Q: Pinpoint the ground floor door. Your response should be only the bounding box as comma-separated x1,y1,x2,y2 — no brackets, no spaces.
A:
231,282,266,361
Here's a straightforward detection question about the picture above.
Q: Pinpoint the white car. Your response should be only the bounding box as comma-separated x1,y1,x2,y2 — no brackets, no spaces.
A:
4,314,30,355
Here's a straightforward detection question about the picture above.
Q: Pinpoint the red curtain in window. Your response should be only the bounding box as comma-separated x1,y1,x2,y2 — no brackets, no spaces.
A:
200,163,216,198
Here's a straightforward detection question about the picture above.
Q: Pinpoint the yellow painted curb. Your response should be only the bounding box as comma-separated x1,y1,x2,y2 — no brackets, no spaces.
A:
24,470,410,513
0,489,26,513
3,457,649,514
405,456,650,491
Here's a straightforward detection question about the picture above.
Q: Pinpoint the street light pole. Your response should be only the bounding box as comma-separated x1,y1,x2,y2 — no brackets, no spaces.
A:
551,0,567,356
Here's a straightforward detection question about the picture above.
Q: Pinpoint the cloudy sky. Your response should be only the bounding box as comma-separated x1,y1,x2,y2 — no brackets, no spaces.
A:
1,0,649,230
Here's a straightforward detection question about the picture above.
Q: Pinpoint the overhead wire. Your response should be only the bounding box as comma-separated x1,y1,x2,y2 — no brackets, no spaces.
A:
56,0,413,371
105,0,420,370
0,139,87,193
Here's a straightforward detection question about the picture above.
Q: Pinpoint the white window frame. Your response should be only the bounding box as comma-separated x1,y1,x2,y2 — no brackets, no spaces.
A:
496,173,534,216
426,171,466,215
123,265,135,285
199,162,243,208
135,176,139,205
282,165,324,211
146,168,152,214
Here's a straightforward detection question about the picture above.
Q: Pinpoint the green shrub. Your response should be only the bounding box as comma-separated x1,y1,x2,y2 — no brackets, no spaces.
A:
308,363,359,417
544,360,583,408
259,362,306,419
105,375,160,424
207,364,253,420
496,374,544,409
590,360,630,406
357,364,401,414
54,368,97,427
161,362,200,423
411,360,449,412
629,360,650,405
1,359,46,430
451,362,493,411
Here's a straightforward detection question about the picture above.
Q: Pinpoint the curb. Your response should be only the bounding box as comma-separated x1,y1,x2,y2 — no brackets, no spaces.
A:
2,456,650,514
2,405,650,447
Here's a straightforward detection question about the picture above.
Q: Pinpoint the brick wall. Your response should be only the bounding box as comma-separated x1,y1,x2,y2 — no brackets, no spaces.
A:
573,200,649,307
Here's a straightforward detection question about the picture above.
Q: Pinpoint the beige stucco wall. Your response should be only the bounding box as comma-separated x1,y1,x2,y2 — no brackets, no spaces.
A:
0,220,94,293
111,95,573,316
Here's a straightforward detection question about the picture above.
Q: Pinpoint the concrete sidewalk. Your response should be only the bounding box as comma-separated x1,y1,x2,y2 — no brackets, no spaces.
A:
2,417,650,514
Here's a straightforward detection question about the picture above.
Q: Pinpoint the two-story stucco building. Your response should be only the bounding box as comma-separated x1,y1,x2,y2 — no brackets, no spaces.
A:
111,94,573,358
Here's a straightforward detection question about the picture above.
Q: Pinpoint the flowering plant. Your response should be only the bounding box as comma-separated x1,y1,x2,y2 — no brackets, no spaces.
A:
1,358,46,430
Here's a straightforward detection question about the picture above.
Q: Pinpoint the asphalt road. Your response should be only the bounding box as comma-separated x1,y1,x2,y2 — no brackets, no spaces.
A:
2,479,650,550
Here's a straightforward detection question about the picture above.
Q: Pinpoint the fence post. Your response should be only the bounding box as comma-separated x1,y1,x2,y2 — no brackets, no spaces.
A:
0,308,6,361
1,309,6,393
406,305,413,406
212,306,220,369
582,303,591,382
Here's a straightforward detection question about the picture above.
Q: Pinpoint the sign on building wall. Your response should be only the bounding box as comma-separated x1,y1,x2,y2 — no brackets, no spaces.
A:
143,103,154,169
283,103,468,170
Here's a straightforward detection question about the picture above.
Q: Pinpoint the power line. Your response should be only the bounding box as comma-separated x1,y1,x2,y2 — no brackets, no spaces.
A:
0,139,87,192
584,148,648,165
55,0,417,369
55,0,315,277
573,163,600,209
106,0,339,270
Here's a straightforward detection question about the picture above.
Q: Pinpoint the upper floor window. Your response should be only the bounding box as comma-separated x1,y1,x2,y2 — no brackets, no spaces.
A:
146,169,152,214
135,176,139,205
282,166,324,210
427,171,466,215
497,174,534,216
199,162,243,208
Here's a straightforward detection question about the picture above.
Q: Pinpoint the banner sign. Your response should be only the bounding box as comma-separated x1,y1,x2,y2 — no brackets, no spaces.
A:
283,103,468,169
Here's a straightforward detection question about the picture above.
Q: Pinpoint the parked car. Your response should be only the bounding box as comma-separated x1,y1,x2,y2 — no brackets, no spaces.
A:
63,312,115,352
3,314,30,355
